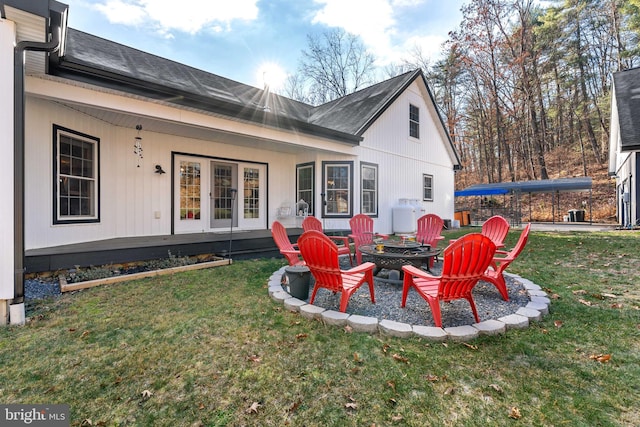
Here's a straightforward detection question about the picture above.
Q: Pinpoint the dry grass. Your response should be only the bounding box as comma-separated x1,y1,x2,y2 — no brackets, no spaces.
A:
1,229,639,426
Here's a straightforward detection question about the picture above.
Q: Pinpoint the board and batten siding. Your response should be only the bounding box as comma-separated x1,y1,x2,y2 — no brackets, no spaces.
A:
354,81,456,233
23,96,303,250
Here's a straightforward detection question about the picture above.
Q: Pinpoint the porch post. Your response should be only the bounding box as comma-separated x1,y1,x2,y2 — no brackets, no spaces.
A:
0,18,16,324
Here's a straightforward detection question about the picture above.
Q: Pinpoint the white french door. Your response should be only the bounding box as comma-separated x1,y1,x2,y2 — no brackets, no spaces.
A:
173,155,266,233
237,163,266,229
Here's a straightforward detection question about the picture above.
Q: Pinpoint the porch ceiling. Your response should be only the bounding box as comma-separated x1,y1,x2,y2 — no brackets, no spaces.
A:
53,98,352,155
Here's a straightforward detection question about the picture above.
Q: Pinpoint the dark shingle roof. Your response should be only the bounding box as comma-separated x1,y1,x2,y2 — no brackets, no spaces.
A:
58,29,314,122
309,70,419,135
53,29,449,151
613,67,640,152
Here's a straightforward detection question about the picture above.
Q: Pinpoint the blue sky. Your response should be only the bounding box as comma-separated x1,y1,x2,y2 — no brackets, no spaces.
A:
62,0,467,91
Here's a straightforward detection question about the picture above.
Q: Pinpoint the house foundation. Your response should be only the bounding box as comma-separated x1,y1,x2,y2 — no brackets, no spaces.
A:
9,302,24,325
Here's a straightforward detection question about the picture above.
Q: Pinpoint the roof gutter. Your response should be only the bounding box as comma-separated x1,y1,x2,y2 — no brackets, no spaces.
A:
11,2,67,309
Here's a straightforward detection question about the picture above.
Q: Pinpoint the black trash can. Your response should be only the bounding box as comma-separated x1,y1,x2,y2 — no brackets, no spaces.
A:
575,209,585,222
568,209,577,222
283,266,311,300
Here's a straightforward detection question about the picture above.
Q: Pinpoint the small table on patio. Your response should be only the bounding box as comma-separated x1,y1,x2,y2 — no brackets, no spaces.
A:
359,241,440,280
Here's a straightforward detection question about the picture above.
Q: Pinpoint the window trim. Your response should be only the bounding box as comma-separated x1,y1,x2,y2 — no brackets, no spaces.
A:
423,173,434,202
52,125,100,224
322,161,353,218
360,162,378,217
409,103,420,139
296,162,315,216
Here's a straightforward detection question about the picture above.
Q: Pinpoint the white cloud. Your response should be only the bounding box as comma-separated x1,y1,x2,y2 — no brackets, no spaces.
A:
400,34,447,63
311,0,450,67
93,0,146,26
312,0,396,51
93,0,259,35
391,0,424,6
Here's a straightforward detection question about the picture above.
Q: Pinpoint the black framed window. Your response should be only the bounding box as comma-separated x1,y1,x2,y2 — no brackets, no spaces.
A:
423,173,433,201
322,161,353,218
361,162,378,216
410,104,420,139
53,125,100,224
296,162,315,216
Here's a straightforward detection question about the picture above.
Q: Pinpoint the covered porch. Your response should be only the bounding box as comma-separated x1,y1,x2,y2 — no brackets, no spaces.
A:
25,229,307,274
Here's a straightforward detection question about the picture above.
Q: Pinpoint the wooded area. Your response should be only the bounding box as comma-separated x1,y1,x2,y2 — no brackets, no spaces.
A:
286,0,640,202
426,0,639,189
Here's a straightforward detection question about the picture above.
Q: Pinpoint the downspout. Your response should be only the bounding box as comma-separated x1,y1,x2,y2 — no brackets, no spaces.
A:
11,19,62,313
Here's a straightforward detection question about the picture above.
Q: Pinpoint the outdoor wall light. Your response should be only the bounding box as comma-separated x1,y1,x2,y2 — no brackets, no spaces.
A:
155,164,166,174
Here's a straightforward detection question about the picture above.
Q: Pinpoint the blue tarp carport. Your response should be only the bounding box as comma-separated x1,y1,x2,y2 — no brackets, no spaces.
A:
454,188,509,197
456,177,592,195
455,177,593,223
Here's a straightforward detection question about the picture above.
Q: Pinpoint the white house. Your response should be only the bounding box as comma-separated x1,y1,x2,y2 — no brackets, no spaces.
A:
608,67,640,228
0,0,460,324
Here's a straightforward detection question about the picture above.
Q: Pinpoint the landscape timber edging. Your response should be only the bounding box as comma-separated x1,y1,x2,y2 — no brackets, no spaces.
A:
59,258,230,292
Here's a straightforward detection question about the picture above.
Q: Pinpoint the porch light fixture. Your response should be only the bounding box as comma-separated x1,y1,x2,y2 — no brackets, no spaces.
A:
155,164,166,174
133,124,143,167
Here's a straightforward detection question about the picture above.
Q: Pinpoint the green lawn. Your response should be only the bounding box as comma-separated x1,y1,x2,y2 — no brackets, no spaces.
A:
1,229,639,426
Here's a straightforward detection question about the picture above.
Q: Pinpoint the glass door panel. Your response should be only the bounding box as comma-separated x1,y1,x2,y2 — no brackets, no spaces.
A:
211,162,238,229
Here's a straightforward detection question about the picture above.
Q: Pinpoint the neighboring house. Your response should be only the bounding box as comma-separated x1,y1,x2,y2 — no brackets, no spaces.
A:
608,66,640,227
0,0,460,324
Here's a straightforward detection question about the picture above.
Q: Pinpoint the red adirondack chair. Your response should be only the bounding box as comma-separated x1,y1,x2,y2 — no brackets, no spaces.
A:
481,223,531,301
301,216,353,265
449,215,510,248
416,214,445,268
401,233,496,327
481,215,510,248
349,214,388,265
271,221,304,266
297,230,376,313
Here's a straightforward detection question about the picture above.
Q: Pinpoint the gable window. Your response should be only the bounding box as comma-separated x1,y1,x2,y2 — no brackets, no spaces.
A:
296,163,314,216
322,161,353,217
410,104,420,139
361,162,378,216
423,174,433,201
53,125,100,224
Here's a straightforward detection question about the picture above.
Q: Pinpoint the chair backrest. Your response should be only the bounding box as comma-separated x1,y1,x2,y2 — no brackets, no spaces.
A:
416,214,444,246
271,221,301,266
297,230,344,292
482,215,510,247
301,216,323,233
439,233,496,300
349,214,375,246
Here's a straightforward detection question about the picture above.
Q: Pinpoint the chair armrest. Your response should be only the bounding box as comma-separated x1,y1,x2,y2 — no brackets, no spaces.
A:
328,235,351,247
375,233,389,240
345,262,376,274
434,236,445,242
401,264,440,280
280,249,301,256
492,253,516,263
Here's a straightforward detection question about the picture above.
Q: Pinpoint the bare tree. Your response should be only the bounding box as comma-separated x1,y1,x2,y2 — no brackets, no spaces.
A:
292,28,377,104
